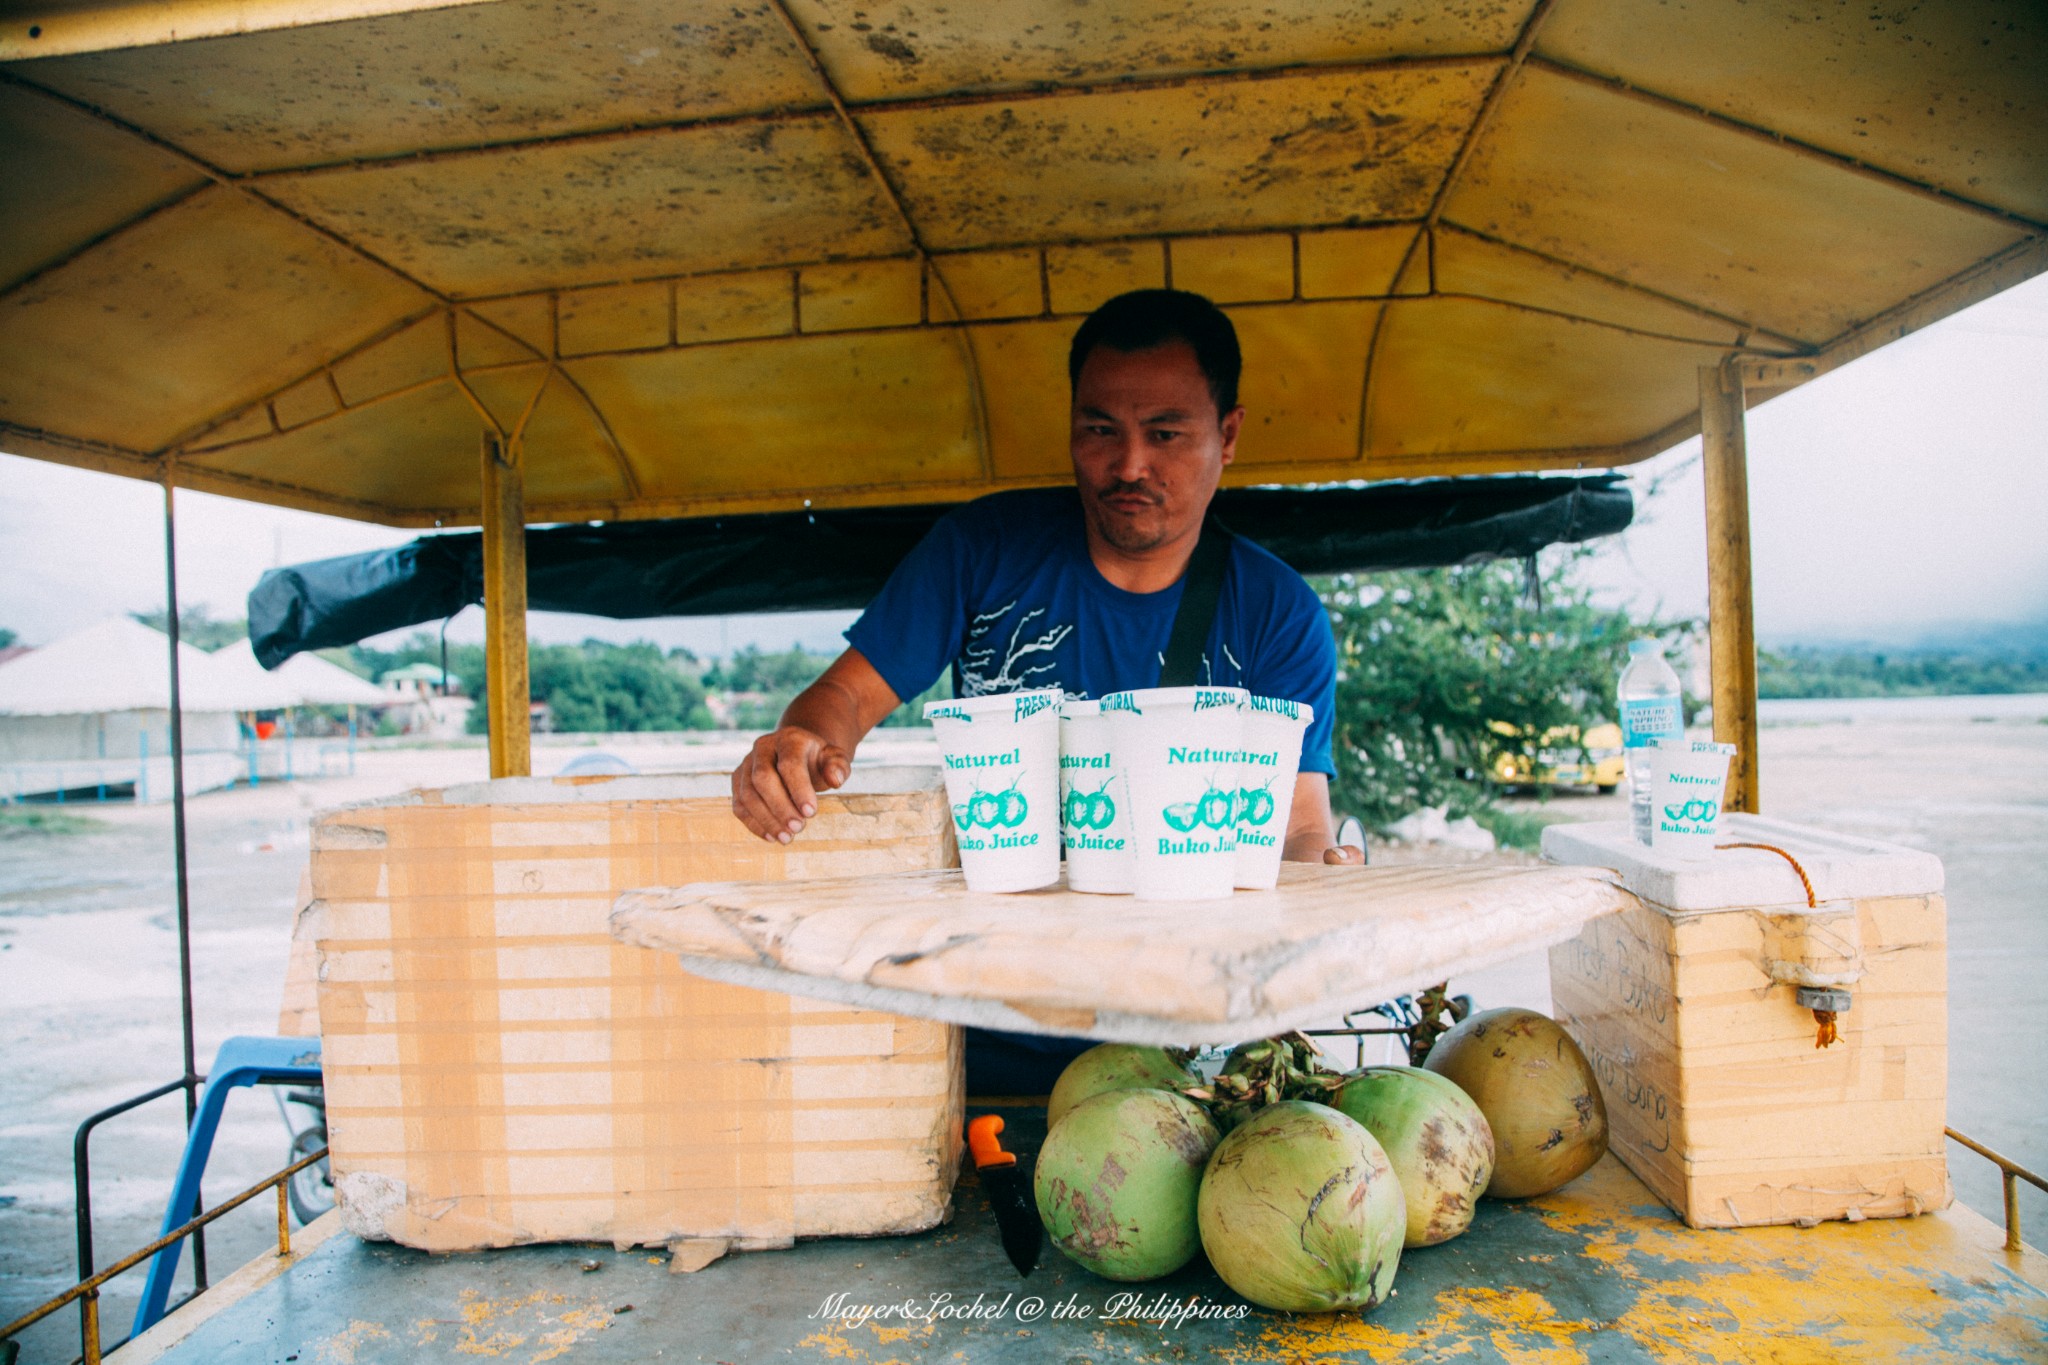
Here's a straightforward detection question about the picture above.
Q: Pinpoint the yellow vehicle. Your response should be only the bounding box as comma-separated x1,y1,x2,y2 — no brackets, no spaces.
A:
1489,720,1625,792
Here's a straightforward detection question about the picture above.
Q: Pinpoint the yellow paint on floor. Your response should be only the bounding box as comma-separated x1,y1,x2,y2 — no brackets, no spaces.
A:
1214,1158,2043,1364
1227,1284,1597,1364
313,1319,393,1365
394,1287,615,1362
796,1316,937,1364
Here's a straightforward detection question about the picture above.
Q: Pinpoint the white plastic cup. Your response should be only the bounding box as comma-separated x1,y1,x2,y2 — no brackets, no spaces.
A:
1234,696,1314,889
1646,739,1736,860
1101,686,1247,901
1058,700,1134,894
924,689,1063,892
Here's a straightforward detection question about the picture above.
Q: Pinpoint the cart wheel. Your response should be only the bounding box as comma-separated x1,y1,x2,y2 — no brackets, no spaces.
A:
1450,994,1474,1023
288,1123,334,1224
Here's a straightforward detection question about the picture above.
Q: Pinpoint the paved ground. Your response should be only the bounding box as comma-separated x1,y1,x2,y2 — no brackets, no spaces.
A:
1,711,2042,1362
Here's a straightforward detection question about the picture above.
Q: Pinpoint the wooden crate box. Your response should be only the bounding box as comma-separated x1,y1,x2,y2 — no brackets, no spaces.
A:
305,769,963,1253
1545,815,1949,1230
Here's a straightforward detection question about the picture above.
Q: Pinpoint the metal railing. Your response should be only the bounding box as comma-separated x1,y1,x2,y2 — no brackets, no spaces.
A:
1,1145,327,1365
1947,1127,2047,1255
74,1078,209,1308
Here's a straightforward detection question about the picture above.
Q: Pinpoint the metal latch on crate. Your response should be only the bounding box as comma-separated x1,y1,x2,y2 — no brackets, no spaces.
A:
1795,986,1852,1049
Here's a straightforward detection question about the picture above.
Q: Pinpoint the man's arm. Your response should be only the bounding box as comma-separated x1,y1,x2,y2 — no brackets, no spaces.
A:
731,647,902,842
1283,771,1365,866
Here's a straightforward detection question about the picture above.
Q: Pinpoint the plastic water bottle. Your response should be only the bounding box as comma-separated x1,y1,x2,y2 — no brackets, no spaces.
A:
1617,639,1685,846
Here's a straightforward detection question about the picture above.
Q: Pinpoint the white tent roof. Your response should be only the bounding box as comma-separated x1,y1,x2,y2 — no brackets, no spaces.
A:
207,638,304,711
0,616,244,716
270,647,388,708
210,639,388,708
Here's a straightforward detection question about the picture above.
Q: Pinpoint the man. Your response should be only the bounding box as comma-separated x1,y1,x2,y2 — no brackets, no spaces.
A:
730,288,1358,1089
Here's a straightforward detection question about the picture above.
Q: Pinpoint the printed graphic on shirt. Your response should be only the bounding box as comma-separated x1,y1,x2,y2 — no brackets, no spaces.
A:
960,602,1075,697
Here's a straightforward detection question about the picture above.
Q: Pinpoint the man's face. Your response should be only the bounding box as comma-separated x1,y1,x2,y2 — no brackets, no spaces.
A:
1069,341,1243,556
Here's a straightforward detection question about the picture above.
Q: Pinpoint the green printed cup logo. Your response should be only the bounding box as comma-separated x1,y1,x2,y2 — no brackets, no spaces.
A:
1663,798,1719,824
1163,781,1237,833
1014,693,1059,722
1246,695,1301,719
1239,784,1278,827
955,778,1030,831
1100,692,1140,714
1063,781,1116,833
1193,688,1241,712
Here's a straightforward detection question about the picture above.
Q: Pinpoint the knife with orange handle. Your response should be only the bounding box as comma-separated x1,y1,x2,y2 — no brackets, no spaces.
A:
968,1114,1042,1277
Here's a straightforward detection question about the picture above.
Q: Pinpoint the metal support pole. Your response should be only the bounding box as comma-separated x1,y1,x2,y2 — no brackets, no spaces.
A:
1700,362,1759,813
159,479,207,1292
480,431,531,779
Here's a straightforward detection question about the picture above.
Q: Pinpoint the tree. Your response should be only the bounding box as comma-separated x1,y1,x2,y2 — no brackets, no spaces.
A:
466,639,715,734
1319,554,1690,832
534,641,714,732
704,644,832,694
132,606,246,650
1758,644,2048,698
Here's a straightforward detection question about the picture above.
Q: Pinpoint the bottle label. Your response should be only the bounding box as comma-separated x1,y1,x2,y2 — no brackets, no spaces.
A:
1620,696,1683,748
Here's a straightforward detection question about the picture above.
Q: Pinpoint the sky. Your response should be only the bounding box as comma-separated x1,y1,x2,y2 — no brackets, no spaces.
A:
1580,269,2048,647
2,271,2045,657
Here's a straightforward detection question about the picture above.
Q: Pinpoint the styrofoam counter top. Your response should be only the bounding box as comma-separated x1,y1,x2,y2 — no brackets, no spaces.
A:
1540,813,1944,912
612,861,1636,1046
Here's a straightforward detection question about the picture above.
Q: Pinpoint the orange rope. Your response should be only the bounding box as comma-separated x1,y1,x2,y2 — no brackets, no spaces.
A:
1715,840,1839,1046
1715,840,1817,908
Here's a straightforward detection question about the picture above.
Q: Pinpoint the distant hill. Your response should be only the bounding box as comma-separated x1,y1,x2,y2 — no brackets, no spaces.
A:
1763,617,2048,665
1758,633,2048,699
1905,617,2048,663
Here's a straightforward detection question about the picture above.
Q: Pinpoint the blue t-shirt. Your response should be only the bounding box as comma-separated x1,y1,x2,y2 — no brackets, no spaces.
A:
847,488,1336,774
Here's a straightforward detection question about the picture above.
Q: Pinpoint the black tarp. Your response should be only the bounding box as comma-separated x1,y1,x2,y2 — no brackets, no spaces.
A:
249,475,1632,667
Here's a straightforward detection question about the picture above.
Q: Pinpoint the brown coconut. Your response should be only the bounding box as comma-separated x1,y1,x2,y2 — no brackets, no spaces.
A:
1422,1007,1608,1199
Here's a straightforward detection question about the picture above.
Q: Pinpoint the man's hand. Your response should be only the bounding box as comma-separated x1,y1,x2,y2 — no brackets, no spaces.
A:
1282,771,1363,866
732,726,851,843
728,648,902,842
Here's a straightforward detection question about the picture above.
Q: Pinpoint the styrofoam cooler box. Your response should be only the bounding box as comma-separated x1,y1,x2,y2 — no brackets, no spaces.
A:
1542,814,1950,1229
305,767,963,1252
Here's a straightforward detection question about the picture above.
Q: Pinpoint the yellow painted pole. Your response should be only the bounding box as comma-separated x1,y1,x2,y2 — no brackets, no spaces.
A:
480,431,531,779
1700,362,1759,813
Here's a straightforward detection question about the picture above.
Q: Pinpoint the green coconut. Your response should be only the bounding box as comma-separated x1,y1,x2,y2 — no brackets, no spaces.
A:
1331,1066,1495,1247
1196,1100,1405,1313
1034,1088,1221,1281
1047,1043,1202,1128
1422,1007,1608,1199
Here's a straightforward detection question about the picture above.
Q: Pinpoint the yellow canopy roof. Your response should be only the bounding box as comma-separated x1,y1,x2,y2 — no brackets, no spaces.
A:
2,0,2043,527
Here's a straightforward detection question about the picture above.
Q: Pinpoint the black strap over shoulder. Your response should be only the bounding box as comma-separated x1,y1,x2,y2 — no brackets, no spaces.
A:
1158,517,1232,687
